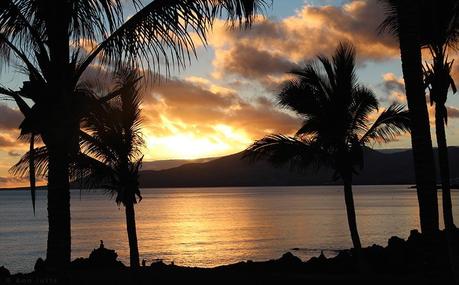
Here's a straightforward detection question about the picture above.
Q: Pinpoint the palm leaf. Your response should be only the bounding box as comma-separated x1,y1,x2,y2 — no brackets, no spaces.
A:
29,133,36,214
378,0,401,38
244,134,325,172
359,103,410,144
10,145,49,178
279,66,331,117
349,86,379,137
76,0,269,79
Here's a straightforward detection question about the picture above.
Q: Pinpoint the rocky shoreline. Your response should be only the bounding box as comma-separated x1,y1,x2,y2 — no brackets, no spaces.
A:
0,229,455,285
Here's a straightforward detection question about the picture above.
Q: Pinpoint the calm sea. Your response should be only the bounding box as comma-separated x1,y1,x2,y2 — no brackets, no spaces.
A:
0,186,456,273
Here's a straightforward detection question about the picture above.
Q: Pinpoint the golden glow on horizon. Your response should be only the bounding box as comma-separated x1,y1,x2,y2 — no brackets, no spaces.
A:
143,124,252,160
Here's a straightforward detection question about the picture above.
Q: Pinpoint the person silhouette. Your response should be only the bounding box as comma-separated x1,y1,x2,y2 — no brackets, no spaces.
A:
100,240,104,249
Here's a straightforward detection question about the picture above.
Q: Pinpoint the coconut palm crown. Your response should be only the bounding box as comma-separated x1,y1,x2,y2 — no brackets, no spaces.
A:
10,70,146,267
244,42,410,249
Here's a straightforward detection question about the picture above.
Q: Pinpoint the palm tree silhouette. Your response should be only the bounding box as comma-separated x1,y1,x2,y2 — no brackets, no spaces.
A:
244,42,410,251
421,0,459,231
78,70,145,268
11,70,146,268
419,1,459,281
0,0,268,268
379,0,439,236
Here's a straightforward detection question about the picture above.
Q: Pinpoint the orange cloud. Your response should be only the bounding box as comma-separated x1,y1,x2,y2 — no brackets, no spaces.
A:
208,0,398,89
381,73,407,104
140,76,301,159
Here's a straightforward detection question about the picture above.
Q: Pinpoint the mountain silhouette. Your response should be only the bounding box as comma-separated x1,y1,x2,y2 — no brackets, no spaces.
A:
138,147,459,188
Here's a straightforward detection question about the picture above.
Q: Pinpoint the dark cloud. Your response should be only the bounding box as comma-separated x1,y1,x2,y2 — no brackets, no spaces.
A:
8,150,21,157
215,43,298,80
378,73,406,104
381,74,405,94
0,104,23,130
447,106,459,119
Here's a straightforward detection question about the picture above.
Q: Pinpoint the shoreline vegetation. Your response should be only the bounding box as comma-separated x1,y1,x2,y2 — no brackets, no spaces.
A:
1,229,456,285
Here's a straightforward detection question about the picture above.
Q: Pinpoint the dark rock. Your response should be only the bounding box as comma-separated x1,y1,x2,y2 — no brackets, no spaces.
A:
407,229,422,243
88,242,121,268
318,250,327,262
150,260,168,270
71,241,125,270
0,266,10,278
278,252,302,265
9,231,459,284
388,236,405,249
34,258,46,273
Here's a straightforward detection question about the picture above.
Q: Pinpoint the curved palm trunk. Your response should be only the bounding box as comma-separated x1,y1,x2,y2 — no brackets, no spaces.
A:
343,173,362,250
397,0,439,236
125,201,140,268
46,147,71,269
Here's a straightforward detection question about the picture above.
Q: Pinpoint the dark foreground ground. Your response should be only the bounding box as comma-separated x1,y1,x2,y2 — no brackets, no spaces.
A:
0,229,456,285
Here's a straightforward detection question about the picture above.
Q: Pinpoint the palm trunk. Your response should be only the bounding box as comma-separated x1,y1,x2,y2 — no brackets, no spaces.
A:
46,147,71,269
125,201,140,268
436,104,459,283
42,0,73,270
397,0,439,236
343,173,362,250
436,105,454,228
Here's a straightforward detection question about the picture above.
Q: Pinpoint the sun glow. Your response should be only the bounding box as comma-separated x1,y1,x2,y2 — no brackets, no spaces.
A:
143,124,252,160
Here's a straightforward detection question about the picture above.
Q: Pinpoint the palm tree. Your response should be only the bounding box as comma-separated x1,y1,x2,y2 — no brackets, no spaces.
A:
0,0,268,268
421,0,459,231
244,42,410,251
419,1,459,281
379,0,439,237
11,70,145,268
78,70,145,268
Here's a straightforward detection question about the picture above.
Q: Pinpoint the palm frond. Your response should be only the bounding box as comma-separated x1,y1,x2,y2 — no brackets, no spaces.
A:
0,86,31,116
9,145,49,179
0,33,43,81
73,152,116,191
317,55,336,90
244,134,325,172
79,129,118,165
332,42,357,104
378,0,401,38
350,86,379,137
279,65,331,117
81,69,144,162
359,103,410,144
423,45,457,125
0,0,47,61
70,0,127,41
419,0,459,48
77,0,269,79
379,0,459,49
28,133,36,214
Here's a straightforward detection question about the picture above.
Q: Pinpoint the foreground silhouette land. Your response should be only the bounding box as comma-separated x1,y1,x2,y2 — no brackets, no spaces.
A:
1,230,456,285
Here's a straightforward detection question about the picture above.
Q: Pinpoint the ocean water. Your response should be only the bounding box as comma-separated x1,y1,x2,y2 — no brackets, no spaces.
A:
0,186,457,273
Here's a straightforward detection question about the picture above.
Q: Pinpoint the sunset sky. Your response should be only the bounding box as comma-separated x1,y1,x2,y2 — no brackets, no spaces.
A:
1,0,459,187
